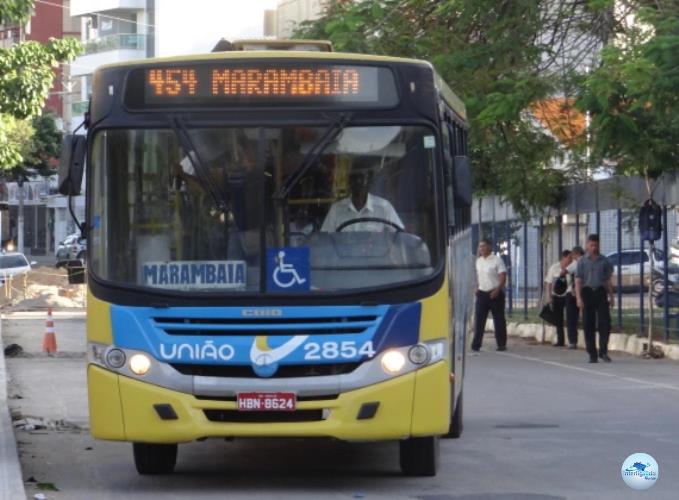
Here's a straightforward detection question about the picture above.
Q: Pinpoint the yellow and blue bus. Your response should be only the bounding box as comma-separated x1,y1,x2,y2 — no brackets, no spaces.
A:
58,41,473,477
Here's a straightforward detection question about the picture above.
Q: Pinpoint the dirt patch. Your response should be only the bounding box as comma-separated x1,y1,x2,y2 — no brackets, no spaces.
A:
2,265,86,309
27,266,70,288
13,284,86,309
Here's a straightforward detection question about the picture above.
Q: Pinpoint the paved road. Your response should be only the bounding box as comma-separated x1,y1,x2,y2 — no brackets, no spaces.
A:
4,314,679,500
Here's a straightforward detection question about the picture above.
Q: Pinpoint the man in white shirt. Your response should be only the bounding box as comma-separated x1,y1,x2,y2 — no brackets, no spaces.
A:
472,239,508,352
321,159,404,233
544,250,572,347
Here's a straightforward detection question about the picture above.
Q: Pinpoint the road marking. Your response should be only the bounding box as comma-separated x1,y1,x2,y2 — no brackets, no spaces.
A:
496,351,679,392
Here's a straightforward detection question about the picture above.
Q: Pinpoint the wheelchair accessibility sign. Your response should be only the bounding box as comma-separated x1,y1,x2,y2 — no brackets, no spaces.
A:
266,247,310,292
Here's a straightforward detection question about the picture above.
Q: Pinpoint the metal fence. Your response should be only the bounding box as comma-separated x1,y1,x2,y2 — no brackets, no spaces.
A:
472,177,679,342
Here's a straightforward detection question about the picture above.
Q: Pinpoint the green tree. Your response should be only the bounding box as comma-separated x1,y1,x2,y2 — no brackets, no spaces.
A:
578,1,679,188
0,38,81,120
0,114,34,172
0,0,80,171
0,0,34,25
295,0,609,216
25,112,63,176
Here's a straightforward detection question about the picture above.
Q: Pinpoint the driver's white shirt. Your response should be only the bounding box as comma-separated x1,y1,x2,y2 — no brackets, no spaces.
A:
321,193,404,232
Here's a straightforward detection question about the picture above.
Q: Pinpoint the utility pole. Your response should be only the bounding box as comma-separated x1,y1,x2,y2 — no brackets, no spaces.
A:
18,179,24,254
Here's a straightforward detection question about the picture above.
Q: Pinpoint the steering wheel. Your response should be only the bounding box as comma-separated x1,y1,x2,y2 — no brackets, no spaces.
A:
336,217,404,232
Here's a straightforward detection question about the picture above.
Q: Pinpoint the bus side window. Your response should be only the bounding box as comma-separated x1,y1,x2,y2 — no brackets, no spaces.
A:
442,120,456,228
447,122,472,211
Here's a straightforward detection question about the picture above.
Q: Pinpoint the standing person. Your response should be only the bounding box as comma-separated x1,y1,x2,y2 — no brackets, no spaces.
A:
575,235,614,363
565,246,584,349
472,239,508,352
545,250,572,347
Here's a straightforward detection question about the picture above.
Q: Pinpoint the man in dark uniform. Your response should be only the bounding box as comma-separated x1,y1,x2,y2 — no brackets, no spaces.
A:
565,246,584,349
575,235,614,363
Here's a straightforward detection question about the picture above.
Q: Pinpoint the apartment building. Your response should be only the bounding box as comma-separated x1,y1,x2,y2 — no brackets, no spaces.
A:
69,0,153,133
274,0,327,38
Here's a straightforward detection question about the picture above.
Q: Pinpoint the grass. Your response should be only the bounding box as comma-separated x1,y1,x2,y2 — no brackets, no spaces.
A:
506,307,679,344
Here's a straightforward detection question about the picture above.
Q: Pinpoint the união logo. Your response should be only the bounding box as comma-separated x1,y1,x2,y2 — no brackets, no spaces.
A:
621,453,659,491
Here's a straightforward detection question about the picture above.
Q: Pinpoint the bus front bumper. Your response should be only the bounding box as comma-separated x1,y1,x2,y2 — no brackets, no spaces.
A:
88,361,450,443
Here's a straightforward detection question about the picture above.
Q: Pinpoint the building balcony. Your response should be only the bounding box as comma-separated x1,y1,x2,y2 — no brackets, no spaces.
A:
70,0,146,17
71,38,146,77
84,33,147,55
71,101,89,116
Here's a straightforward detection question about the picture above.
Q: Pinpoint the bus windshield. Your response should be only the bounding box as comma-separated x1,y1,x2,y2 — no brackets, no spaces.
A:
90,124,441,294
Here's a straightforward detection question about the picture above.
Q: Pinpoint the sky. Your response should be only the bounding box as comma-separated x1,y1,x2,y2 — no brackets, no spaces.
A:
156,0,279,57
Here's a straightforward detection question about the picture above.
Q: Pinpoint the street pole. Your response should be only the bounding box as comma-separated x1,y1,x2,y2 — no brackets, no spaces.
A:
648,241,654,352
17,180,24,254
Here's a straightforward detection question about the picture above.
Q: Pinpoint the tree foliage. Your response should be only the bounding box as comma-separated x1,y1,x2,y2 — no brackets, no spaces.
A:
0,114,34,172
25,112,63,175
578,1,679,185
0,0,34,26
295,0,612,217
0,0,80,172
0,38,81,120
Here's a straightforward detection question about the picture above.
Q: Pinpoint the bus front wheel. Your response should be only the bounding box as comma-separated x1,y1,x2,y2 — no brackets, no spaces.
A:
133,443,178,475
399,436,439,476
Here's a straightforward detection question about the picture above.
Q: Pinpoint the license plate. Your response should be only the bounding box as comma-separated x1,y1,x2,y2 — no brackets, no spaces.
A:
237,392,296,412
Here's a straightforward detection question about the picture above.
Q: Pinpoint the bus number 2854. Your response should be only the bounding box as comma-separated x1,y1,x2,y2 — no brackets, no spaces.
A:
303,341,375,360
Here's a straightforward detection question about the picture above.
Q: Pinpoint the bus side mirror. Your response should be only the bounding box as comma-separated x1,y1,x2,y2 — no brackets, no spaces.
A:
58,135,86,196
453,156,472,208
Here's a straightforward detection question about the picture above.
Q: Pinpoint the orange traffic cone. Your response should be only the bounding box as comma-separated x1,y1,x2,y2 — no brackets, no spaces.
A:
42,307,57,355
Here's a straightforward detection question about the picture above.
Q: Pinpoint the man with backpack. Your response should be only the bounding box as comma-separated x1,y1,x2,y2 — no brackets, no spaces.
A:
545,250,572,347
565,246,584,349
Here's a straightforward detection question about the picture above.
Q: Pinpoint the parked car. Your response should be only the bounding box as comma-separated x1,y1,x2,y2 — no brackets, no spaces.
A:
56,233,79,263
69,236,86,262
605,248,679,291
0,252,34,283
56,233,86,267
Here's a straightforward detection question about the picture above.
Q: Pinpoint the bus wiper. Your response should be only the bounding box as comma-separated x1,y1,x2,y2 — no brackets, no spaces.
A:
274,112,352,201
168,115,231,216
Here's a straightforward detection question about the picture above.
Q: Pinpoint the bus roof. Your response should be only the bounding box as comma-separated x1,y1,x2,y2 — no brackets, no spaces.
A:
98,50,466,120
231,39,333,51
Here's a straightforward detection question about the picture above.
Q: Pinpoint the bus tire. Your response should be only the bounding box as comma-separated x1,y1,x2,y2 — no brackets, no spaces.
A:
399,436,439,476
443,390,463,439
133,443,177,475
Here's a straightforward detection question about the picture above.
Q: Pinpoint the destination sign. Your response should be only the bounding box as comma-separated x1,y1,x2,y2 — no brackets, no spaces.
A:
142,260,246,290
124,63,398,109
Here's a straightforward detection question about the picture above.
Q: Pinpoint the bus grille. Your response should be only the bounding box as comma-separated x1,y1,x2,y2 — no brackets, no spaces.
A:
152,315,379,336
170,362,360,378
204,409,324,423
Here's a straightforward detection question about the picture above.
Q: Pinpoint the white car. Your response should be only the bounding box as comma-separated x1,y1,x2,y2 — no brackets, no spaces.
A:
606,248,679,291
0,252,34,283
56,233,86,267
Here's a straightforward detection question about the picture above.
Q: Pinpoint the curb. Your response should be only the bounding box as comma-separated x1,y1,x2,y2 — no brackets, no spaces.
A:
0,312,27,500
487,319,679,360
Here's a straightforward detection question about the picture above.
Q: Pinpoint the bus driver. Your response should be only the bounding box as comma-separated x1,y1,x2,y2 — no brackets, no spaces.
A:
321,158,404,232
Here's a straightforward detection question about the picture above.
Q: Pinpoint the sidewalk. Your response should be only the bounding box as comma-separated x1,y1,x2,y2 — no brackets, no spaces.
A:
0,313,27,500
487,319,679,360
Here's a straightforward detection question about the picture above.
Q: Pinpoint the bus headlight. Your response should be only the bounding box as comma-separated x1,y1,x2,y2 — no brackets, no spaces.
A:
381,350,406,374
105,348,126,369
129,353,152,376
408,344,430,365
